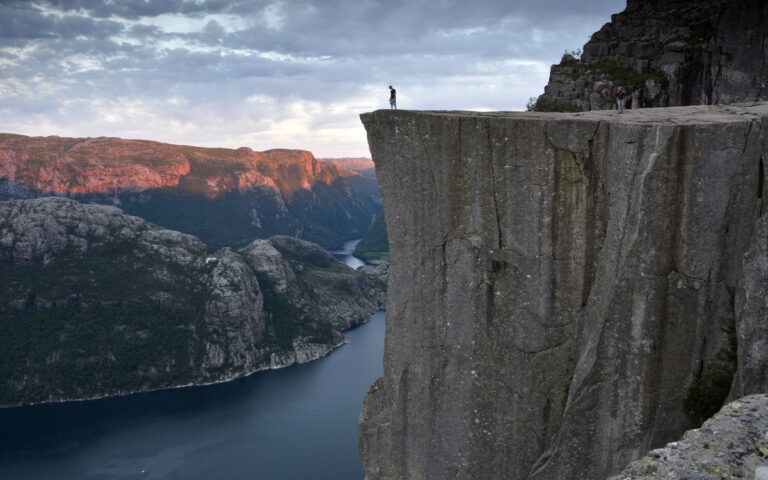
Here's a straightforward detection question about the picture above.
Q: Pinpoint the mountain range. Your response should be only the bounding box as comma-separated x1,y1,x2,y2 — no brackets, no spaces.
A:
0,133,381,250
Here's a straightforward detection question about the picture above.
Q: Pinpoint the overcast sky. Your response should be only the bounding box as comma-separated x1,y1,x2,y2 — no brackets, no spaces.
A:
0,0,626,157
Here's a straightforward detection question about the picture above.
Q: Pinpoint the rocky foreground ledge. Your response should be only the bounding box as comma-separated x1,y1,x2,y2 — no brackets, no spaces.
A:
613,394,768,480
359,104,768,479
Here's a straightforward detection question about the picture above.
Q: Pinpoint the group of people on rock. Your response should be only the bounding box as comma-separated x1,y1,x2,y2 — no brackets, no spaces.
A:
599,86,627,113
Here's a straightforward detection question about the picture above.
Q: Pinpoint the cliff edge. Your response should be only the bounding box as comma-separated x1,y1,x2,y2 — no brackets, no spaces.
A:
613,394,768,480
359,104,768,479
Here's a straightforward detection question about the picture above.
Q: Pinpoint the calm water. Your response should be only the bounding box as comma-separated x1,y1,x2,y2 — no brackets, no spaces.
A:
0,244,384,480
328,239,365,270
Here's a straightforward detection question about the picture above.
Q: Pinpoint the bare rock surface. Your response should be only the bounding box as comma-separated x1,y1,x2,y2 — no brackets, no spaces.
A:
613,394,768,480
534,0,768,112
359,104,768,479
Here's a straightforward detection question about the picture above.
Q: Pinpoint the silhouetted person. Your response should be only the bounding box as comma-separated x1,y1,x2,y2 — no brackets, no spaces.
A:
389,85,397,109
616,86,626,113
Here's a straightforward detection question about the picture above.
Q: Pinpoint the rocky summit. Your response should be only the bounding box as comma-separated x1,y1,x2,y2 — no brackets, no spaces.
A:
534,0,768,112
0,133,382,249
358,104,768,479
0,197,385,407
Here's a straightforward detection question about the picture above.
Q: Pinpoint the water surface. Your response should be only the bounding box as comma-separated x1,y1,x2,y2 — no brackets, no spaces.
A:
0,244,384,480
328,239,365,270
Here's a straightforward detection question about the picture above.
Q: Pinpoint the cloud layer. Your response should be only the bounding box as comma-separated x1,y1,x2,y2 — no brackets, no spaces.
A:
0,0,626,156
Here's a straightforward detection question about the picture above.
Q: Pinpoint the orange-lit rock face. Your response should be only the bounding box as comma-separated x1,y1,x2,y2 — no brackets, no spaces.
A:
0,134,357,200
318,157,374,174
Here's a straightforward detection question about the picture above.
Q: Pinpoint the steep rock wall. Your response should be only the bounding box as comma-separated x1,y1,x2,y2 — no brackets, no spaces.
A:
359,104,768,479
535,0,768,112
0,134,355,199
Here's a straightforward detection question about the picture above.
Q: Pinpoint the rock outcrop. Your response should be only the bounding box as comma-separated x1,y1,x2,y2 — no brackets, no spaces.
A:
241,235,386,333
358,105,768,479
612,394,768,480
0,197,385,407
534,0,768,112
0,134,382,249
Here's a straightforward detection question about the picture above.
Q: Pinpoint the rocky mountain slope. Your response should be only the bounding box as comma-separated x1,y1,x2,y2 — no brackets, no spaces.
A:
534,0,768,112
358,105,768,479
0,134,382,249
0,197,384,407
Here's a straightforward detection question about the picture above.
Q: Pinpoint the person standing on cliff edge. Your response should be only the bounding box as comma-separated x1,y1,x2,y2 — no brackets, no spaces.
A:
389,85,397,109
616,86,626,113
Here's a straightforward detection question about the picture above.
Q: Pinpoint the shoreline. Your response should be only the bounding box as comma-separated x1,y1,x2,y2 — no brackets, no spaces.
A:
0,312,382,410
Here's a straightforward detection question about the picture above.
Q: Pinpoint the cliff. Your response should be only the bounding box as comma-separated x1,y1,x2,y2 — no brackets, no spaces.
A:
0,134,382,249
0,134,354,199
0,197,385,407
534,0,768,112
358,104,768,479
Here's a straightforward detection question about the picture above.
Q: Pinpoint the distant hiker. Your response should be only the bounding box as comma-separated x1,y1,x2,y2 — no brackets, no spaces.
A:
389,85,397,109
599,89,606,110
616,87,626,113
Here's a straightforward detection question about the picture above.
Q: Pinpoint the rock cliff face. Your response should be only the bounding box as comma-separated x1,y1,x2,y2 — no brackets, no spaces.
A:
534,0,768,112
358,105,768,479
0,134,352,199
0,134,382,249
0,197,385,407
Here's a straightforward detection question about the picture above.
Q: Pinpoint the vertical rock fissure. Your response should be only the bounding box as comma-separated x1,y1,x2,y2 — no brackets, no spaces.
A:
488,118,504,251
742,120,755,154
581,134,599,308
758,156,764,214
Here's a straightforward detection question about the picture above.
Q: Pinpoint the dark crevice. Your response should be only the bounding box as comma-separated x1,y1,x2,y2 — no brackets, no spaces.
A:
670,125,689,274
487,120,504,251
742,120,754,154
758,156,764,205
581,135,598,308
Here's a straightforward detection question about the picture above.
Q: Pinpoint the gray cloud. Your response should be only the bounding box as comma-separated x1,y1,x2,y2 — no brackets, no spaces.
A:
0,0,627,156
